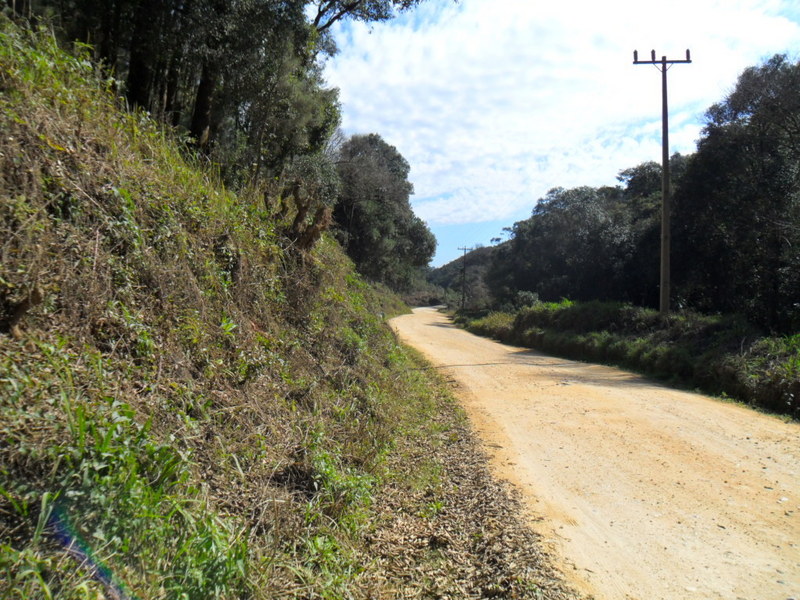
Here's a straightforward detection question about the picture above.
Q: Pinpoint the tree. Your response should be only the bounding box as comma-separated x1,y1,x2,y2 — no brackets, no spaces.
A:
615,154,689,308
310,0,426,33
17,0,437,183
333,134,435,289
427,245,497,309
487,186,631,304
672,55,800,331
484,155,691,309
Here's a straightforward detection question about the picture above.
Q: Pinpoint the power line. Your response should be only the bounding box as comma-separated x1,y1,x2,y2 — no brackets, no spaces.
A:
633,49,691,315
458,246,475,311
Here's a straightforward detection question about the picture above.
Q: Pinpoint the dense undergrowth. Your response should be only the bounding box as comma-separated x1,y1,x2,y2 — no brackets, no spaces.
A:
460,300,799,418
0,19,579,599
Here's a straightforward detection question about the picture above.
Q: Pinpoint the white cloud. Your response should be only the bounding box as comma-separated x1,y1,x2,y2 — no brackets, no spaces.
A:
323,0,800,229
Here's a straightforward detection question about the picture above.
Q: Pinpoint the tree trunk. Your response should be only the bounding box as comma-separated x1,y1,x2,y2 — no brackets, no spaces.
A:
164,0,191,127
6,0,31,19
98,0,121,69
189,61,219,151
164,58,183,127
126,0,161,110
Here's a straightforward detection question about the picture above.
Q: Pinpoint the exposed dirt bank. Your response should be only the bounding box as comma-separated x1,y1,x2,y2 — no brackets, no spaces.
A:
390,307,800,600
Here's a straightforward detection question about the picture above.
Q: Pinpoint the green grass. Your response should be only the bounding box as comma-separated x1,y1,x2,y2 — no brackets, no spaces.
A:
467,311,515,340
0,338,248,599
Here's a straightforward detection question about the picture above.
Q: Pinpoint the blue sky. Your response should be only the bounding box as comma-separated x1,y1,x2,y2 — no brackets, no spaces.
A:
321,0,800,267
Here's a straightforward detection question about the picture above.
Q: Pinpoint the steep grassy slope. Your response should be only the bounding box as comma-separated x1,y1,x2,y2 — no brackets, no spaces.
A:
0,19,579,599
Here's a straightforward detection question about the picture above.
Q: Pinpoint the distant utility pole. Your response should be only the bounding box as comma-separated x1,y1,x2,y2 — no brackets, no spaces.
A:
633,49,691,315
458,246,474,311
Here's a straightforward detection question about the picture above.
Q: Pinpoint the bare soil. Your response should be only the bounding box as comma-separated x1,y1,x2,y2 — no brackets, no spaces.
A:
390,307,800,600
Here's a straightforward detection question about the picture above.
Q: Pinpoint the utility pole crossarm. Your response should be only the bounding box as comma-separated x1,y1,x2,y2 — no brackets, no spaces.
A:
632,48,692,316
633,49,692,65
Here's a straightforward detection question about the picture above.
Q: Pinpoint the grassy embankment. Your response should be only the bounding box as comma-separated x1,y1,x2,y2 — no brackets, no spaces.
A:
460,300,799,418
0,19,581,599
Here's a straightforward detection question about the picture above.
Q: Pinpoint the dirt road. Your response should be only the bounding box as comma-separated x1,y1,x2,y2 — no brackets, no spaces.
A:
390,307,800,600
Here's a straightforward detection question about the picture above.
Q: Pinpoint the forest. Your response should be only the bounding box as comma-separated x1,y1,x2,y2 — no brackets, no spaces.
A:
5,0,437,290
437,54,800,334
12,1,798,332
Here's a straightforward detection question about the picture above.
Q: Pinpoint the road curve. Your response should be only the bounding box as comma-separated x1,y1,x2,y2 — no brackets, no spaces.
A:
390,307,800,600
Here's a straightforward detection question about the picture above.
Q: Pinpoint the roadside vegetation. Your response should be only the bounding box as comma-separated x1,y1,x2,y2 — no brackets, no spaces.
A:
457,300,799,418
0,18,579,600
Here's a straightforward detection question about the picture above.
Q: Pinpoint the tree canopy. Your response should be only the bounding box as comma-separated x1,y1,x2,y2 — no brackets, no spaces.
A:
672,54,800,331
8,0,440,282
15,0,431,187
333,134,436,290
486,155,687,310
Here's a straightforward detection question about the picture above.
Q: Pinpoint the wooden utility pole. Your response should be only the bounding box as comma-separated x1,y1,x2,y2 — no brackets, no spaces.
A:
458,246,473,311
633,49,691,315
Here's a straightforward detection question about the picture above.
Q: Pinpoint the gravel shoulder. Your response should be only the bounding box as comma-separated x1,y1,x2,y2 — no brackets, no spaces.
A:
390,307,800,600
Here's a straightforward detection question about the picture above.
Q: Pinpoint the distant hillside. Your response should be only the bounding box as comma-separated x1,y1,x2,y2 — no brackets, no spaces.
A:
427,245,499,309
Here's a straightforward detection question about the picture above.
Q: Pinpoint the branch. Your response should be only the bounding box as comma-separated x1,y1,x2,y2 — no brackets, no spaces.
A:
314,1,365,33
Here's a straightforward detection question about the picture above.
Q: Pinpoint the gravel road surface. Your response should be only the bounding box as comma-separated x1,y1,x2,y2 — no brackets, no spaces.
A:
390,307,800,600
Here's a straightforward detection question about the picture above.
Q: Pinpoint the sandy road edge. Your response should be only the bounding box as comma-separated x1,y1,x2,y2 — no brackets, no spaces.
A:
446,374,601,598
389,314,592,598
